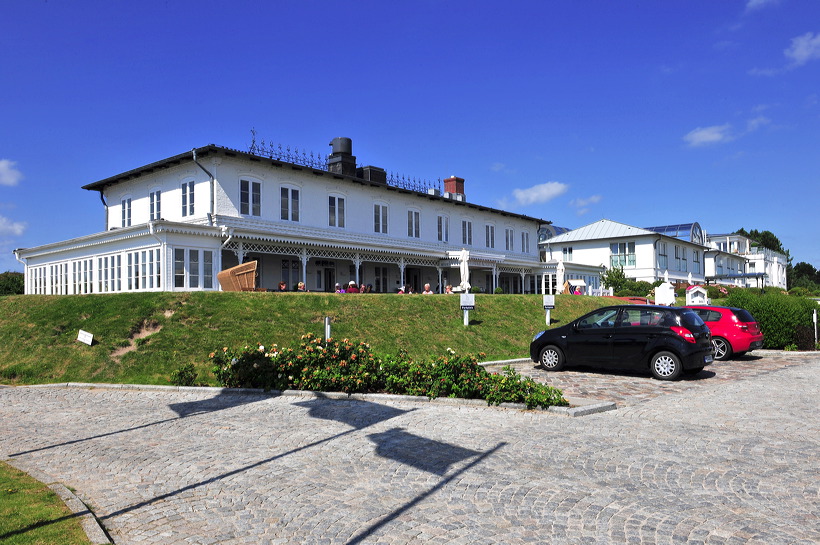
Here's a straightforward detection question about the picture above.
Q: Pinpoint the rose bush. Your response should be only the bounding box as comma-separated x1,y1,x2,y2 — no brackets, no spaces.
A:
210,334,568,409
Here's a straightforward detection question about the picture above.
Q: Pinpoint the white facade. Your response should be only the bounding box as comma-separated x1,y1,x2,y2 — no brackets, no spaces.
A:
15,143,550,294
706,233,788,289
538,219,710,292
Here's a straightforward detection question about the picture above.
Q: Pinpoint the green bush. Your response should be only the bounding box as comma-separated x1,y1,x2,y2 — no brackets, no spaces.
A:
170,363,200,386
726,290,817,350
210,335,569,409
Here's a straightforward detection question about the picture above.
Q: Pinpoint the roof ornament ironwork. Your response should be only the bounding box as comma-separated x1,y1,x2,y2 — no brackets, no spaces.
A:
248,129,441,194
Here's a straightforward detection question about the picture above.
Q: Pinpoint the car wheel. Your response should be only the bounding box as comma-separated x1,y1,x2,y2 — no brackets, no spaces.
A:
651,351,682,381
539,345,565,371
712,337,732,361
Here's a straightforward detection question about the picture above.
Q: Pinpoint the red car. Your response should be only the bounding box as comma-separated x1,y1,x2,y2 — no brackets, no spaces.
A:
685,306,764,360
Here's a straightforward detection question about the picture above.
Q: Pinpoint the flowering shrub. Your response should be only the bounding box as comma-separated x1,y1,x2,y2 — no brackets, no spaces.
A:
209,335,569,409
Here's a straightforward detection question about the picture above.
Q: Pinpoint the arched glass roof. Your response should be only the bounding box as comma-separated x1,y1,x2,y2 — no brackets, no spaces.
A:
643,222,704,245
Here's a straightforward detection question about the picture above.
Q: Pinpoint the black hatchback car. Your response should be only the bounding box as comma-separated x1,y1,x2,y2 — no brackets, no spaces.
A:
530,305,713,380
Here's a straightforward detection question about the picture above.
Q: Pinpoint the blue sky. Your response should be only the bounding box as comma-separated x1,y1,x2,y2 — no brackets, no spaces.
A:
2,0,818,273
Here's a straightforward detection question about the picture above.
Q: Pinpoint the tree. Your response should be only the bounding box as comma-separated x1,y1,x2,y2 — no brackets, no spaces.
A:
790,262,820,291
601,266,627,293
735,227,786,254
0,271,24,295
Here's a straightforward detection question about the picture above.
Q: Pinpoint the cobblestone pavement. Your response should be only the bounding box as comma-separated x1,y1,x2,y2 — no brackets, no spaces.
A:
1,351,818,544
484,350,812,407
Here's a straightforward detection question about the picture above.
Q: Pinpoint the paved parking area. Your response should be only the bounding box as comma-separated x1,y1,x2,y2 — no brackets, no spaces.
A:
1,351,819,544
484,349,809,407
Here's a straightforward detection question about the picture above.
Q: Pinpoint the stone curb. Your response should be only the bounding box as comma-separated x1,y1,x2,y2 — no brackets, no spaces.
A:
23,382,616,416
3,458,111,545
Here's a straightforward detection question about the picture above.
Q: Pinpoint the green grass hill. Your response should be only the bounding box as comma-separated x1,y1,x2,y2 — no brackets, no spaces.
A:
0,292,614,386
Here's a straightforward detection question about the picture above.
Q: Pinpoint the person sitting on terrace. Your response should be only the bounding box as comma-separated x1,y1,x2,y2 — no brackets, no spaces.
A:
346,281,360,293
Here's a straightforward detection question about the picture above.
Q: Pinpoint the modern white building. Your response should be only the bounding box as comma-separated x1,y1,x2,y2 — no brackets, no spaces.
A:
538,219,789,292
14,138,552,295
539,219,710,293
705,232,788,289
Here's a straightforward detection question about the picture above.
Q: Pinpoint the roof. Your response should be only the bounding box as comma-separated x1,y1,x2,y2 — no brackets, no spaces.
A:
80,144,551,225
543,219,657,243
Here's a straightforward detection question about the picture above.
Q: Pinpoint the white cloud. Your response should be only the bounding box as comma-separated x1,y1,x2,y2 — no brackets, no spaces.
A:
751,32,820,76
489,162,506,172
511,182,569,206
0,215,26,236
746,116,771,132
569,195,602,208
745,0,779,12
683,124,733,147
785,32,820,67
569,194,602,216
0,159,23,187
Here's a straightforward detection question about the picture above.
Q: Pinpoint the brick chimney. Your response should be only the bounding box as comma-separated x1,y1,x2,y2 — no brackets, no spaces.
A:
443,176,465,198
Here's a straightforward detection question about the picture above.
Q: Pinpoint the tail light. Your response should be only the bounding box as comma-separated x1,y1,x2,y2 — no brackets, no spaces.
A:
671,326,697,343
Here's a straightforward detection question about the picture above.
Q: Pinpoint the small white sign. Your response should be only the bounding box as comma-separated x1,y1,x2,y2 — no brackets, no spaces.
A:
460,293,475,310
543,295,555,309
77,329,94,346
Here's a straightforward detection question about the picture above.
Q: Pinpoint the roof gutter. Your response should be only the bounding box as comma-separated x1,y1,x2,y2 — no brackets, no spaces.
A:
192,148,215,226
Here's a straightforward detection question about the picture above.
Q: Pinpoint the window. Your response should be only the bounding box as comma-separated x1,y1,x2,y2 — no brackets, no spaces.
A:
521,231,530,254
328,195,345,228
149,189,161,221
282,259,299,289
462,220,472,245
505,228,514,251
130,249,161,290
121,197,131,227
562,247,573,261
693,251,701,274
657,242,668,270
485,224,495,248
407,210,420,238
437,215,449,243
374,204,388,234
181,181,194,217
240,180,261,216
374,266,388,293
173,248,212,289
280,186,299,221
611,242,636,267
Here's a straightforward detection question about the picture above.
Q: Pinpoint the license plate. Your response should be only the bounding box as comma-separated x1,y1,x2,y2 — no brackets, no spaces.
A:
704,354,713,363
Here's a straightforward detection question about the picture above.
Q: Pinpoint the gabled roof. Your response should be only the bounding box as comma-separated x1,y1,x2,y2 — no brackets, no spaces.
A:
544,219,656,243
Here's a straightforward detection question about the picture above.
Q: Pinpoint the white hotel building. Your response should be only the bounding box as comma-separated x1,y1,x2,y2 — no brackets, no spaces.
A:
15,138,554,295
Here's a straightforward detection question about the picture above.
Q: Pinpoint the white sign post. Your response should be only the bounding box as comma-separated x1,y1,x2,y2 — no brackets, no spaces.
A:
77,329,94,346
543,295,555,327
460,293,475,326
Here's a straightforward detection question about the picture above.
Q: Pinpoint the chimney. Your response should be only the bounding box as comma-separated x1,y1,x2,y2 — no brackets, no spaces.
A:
327,137,357,176
444,176,465,198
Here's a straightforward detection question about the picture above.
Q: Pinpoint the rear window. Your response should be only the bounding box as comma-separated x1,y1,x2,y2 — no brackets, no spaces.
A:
731,308,756,322
680,309,706,328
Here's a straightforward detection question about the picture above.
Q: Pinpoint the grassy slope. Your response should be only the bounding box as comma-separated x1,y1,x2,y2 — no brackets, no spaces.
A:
0,292,613,386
